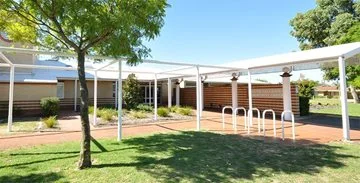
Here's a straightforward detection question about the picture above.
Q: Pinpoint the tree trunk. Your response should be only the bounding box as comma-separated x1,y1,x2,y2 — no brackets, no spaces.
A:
349,85,359,104
77,51,92,169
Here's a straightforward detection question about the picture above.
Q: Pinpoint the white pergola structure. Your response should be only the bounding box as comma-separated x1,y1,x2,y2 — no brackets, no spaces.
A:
1,42,360,141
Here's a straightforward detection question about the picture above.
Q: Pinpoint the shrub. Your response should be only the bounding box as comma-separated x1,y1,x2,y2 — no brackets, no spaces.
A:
42,116,57,128
299,96,310,116
129,110,147,119
176,107,193,116
136,104,153,112
100,109,115,122
40,97,60,117
123,74,143,109
169,106,179,113
157,107,170,117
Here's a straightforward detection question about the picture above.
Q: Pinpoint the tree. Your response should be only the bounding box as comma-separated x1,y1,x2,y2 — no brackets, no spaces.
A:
123,73,143,109
290,0,360,103
296,79,318,98
0,0,168,169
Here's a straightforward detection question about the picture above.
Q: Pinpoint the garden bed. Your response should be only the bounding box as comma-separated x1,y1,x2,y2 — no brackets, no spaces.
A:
89,105,194,127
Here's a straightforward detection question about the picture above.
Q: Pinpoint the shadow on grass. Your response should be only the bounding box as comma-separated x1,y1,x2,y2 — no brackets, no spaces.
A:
0,172,66,183
94,131,357,182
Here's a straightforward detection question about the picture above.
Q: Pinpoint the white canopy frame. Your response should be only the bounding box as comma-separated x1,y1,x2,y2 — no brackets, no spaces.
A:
0,47,246,141
1,42,359,141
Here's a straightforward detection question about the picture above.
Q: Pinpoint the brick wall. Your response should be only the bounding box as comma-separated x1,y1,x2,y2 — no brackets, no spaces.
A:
180,84,300,115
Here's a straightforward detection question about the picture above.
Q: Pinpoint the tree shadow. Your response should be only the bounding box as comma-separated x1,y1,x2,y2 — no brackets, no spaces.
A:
94,131,357,182
0,172,67,183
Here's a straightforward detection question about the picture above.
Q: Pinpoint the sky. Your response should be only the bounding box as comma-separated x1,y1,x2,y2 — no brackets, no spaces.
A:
144,0,325,83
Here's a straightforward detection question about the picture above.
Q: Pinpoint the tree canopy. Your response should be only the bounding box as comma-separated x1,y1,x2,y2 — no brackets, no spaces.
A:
0,0,168,65
290,0,360,103
0,0,168,169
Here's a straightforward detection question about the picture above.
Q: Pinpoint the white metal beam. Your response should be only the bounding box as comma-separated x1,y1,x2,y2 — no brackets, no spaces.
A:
74,79,77,111
168,78,172,108
154,74,158,121
338,56,350,140
117,61,123,141
7,66,14,132
196,66,201,131
93,71,98,126
247,70,253,127
0,52,13,65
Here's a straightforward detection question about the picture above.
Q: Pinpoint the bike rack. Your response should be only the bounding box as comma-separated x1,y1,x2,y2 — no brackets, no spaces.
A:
247,108,261,134
262,109,276,137
233,107,247,132
281,110,295,141
222,106,233,129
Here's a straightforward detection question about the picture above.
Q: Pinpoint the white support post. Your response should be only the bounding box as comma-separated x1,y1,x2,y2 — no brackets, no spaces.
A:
231,74,238,127
247,70,253,127
117,61,123,141
338,56,350,141
74,79,77,112
196,66,201,131
168,78,172,108
281,70,292,120
115,80,118,108
93,71,98,126
7,66,14,132
201,81,204,110
149,81,152,106
176,81,180,106
154,74,158,120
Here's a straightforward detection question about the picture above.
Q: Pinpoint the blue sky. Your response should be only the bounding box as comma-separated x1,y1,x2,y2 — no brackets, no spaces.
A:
146,0,316,65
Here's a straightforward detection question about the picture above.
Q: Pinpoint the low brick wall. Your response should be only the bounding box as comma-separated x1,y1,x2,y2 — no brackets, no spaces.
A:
180,84,300,115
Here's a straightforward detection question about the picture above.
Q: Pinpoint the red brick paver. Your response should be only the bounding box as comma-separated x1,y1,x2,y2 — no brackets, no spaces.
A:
0,111,359,150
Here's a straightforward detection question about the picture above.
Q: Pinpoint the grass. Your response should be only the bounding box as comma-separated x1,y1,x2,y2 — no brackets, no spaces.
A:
0,131,360,182
310,98,360,117
0,118,39,136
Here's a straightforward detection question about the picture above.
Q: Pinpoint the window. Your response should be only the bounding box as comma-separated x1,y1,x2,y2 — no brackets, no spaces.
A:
57,82,64,99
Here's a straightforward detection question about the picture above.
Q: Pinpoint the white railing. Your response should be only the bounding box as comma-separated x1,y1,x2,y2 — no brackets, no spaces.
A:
233,107,247,132
222,106,233,129
262,109,276,137
248,108,261,134
281,110,296,141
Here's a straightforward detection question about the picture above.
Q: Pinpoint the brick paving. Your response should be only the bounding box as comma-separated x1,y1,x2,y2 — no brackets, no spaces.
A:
0,111,359,150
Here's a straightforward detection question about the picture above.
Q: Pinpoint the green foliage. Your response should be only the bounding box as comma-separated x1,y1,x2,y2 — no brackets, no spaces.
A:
296,79,318,98
136,104,153,112
129,110,147,119
157,107,170,117
100,109,115,122
299,97,310,116
0,0,168,65
290,0,359,49
123,74,143,109
322,65,360,88
40,97,60,117
176,107,193,116
169,106,180,113
42,116,57,128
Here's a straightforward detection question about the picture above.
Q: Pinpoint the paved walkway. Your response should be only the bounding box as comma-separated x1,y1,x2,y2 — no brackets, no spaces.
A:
1,111,359,150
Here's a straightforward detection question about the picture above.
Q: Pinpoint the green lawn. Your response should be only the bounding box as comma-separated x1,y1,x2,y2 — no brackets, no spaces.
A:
310,98,360,117
1,131,360,182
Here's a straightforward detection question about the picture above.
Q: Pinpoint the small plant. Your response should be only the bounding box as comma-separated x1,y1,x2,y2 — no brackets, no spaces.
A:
42,116,57,128
136,104,153,112
176,107,193,116
129,110,147,119
40,97,60,117
157,107,170,117
88,106,94,114
169,106,179,113
100,109,114,122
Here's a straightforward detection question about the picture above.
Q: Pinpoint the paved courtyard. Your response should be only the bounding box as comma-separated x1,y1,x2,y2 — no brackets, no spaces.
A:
1,111,359,150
